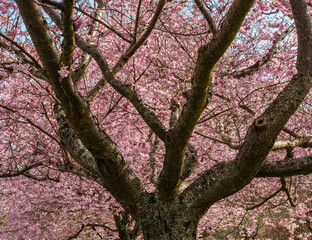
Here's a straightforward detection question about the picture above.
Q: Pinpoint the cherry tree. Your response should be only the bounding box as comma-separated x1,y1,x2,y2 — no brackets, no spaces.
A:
0,0,312,239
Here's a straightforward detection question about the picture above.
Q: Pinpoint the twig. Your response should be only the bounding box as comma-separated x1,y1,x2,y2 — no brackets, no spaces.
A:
0,163,43,178
194,0,217,35
74,6,131,43
246,187,283,210
229,24,295,78
0,104,61,145
280,177,296,207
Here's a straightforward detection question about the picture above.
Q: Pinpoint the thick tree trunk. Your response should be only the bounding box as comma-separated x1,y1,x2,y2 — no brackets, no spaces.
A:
141,220,197,240
138,199,199,240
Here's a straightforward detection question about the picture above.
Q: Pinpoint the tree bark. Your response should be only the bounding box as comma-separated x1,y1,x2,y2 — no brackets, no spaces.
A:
136,196,200,240
140,213,198,240
142,223,197,240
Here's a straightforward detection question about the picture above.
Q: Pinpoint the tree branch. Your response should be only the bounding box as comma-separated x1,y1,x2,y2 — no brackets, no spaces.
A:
42,5,168,141
15,0,150,219
280,177,296,207
195,131,240,149
72,52,92,83
0,32,41,69
58,164,105,186
67,223,117,240
39,0,63,10
194,0,217,35
230,24,295,78
158,0,255,202
0,104,61,145
134,0,143,41
60,0,75,68
195,130,311,151
74,6,131,43
87,0,168,98
256,155,312,178
180,0,312,217
75,39,168,141
272,137,311,151
246,187,283,211
180,143,198,181
0,163,43,178
14,0,61,84
22,172,60,182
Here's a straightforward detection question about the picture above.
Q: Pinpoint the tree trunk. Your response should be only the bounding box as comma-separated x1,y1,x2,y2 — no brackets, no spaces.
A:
138,199,199,240
141,219,198,240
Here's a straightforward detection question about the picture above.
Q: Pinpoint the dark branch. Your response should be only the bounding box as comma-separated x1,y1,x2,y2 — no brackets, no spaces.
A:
180,143,198,181
0,32,41,69
60,0,75,68
0,104,60,144
22,172,60,182
256,155,312,177
246,187,283,211
0,163,43,178
67,223,117,240
280,177,296,207
194,0,217,35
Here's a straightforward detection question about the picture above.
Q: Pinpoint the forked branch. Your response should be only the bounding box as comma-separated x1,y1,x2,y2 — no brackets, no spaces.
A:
158,0,255,202
180,0,312,218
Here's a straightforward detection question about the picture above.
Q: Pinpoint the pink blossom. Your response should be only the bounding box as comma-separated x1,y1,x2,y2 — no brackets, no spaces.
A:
58,66,70,78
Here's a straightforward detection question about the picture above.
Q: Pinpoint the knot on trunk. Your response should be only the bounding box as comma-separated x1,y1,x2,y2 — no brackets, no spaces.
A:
254,117,267,131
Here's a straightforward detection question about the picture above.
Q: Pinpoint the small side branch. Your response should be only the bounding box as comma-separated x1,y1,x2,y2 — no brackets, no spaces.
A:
72,52,92,83
230,24,295,78
280,177,296,207
22,172,60,182
169,99,182,128
246,187,283,211
76,40,167,140
0,32,41,69
194,0,217,35
74,6,131,43
67,223,117,240
0,104,60,144
0,163,43,178
87,0,168,98
194,131,240,149
58,164,105,186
